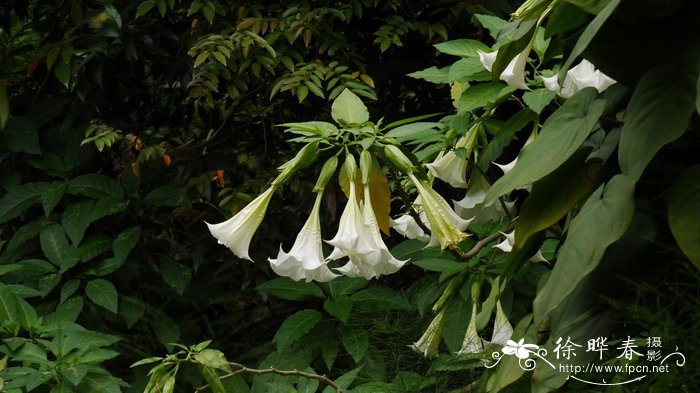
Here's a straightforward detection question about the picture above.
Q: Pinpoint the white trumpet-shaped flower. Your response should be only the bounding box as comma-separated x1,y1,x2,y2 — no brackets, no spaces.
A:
390,213,430,242
333,185,408,279
268,192,339,282
426,151,468,188
326,178,363,261
489,300,513,346
541,59,616,99
478,49,531,90
206,186,275,261
453,179,513,224
410,309,446,358
457,303,483,354
407,173,471,249
493,230,548,263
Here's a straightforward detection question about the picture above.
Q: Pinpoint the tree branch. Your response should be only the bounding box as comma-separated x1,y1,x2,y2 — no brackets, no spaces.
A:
451,221,516,260
194,362,343,393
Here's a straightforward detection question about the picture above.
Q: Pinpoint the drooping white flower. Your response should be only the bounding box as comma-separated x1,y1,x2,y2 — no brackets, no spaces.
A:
453,179,514,224
390,213,430,242
541,59,616,99
206,186,276,261
334,185,408,279
478,49,531,90
490,300,513,346
494,157,518,176
326,177,363,261
493,230,548,263
407,173,472,249
426,150,468,188
268,192,339,282
409,308,446,358
457,303,483,354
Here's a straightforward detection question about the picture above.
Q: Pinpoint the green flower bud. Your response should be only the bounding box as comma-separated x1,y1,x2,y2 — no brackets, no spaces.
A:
313,156,338,192
360,150,373,185
273,142,320,187
383,144,415,173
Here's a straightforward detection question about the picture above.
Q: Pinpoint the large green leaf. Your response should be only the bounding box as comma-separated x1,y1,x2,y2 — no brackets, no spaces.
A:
41,181,68,217
85,279,118,313
618,64,697,180
113,226,141,261
323,296,352,323
340,325,369,362
0,116,41,154
458,83,515,113
434,39,489,57
514,148,597,248
274,309,322,352
331,89,369,125
448,58,488,82
668,164,700,269
407,66,450,84
40,224,78,271
484,88,606,205
67,174,123,200
194,349,231,372
61,200,95,245
533,174,635,324
256,277,324,301
0,182,49,224
0,283,19,329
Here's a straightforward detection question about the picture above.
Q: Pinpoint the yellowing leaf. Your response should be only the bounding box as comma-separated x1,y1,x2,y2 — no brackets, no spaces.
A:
360,74,375,88
369,161,391,235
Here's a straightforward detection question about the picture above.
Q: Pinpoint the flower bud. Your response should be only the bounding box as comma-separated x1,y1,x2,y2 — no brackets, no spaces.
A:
360,150,373,185
313,156,338,192
273,142,320,187
383,144,415,173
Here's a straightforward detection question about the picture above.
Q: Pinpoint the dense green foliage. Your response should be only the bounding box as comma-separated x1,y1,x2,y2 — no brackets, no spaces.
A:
0,0,698,392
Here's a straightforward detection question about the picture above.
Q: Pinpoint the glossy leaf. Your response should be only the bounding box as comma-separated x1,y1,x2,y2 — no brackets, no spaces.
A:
274,309,322,352
668,165,700,269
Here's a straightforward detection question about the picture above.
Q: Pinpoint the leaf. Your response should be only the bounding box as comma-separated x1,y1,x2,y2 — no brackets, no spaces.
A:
160,258,191,294
136,0,156,17
340,325,369,362
61,200,95,245
514,148,597,248
458,83,515,114
323,296,352,323
448,57,488,82
351,288,411,310
533,174,635,325
407,66,450,84
384,122,439,141
113,226,141,261
522,88,556,114
5,216,53,252
0,116,40,154
0,283,18,328
40,224,78,271
67,174,123,200
199,365,226,393
120,296,146,328
434,39,489,57
558,0,621,84
484,88,606,205
74,235,112,262
331,89,369,125
155,311,180,344
91,196,127,222
320,276,367,298
668,164,700,269
0,85,8,129
60,280,80,303
143,185,182,206
256,277,325,300
474,14,507,39
274,309,322,352
0,182,49,224
194,349,231,372
85,279,118,313
618,64,697,180
42,181,68,217
321,366,363,393
565,0,617,14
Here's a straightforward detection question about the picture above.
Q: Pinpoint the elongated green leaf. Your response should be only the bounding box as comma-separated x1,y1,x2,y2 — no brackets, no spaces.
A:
331,89,369,124
385,122,439,141
484,88,606,205
514,148,597,248
67,174,123,200
61,200,95,245
558,0,620,84
668,165,700,269
458,83,515,113
199,365,226,393
0,283,18,328
40,224,78,270
274,309,322,352
85,279,118,313
321,366,362,393
113,226,141,261
474,14,507,39
0,182,49,224
533,174,635,324
407,66,450,84
340,325,369,362
618,64,697,180
448,58,487,82
42,181,68,217
434,39,489,57
256,277,324,300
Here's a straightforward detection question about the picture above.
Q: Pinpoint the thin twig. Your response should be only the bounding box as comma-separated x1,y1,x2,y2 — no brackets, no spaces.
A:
194,362,342,393
450,221,516,260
